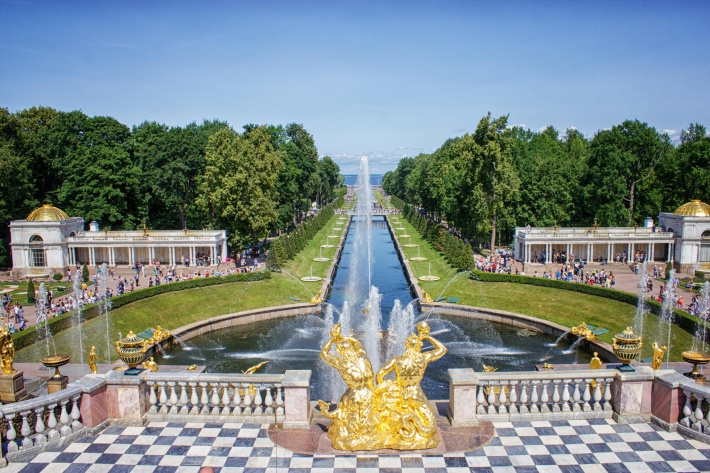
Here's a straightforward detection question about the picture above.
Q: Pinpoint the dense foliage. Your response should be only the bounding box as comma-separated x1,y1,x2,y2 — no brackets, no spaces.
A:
0,107,344,266
383,114,710,248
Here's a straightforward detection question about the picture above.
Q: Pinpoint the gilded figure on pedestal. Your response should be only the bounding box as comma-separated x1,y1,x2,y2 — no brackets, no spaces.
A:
0,318,16,375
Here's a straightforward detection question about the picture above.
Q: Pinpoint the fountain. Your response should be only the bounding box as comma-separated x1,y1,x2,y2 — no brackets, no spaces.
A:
418,263,440,282
633,259,649,341
98,263,112,363
691,281,710,353
658,270,677,366
72,268,85,368
313,247,330,262
300,265,323,282
321,236,335,248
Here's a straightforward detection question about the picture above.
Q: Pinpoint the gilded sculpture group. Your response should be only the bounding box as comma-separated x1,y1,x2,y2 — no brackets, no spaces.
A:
318,321,446,451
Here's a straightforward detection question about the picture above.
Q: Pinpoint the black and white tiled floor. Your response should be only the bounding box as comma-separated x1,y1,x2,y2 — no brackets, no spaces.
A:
5,419,710,473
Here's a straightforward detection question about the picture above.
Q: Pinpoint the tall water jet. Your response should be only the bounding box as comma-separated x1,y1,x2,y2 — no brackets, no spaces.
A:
72,268,85,368
98,263,112,363
692,281,710,353
319,304,342,403
633,259,649,339
386,300,415,361
35,282,52,356
345,156,374,307
364,286,383,372
658,269,677,365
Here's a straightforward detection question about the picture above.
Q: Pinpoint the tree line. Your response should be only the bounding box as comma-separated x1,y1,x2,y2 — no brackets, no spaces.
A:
0,106,344,266
383,114,710,250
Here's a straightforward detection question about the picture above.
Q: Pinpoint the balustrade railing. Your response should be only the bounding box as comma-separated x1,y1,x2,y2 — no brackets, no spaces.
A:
144,373,286,423
679,382,710,438
0,386,84,455
454,369,616,422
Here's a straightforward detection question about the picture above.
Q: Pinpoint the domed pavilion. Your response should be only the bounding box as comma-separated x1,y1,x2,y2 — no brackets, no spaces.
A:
9,205,227,279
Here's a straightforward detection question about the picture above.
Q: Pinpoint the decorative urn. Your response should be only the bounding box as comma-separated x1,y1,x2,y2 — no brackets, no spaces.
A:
41,354,72,378
115,331,149,374
681,351,710,382
612,327,643,372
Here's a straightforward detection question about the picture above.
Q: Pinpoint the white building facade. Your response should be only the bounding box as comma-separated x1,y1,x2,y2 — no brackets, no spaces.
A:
10,205,228,278
514,200,710,274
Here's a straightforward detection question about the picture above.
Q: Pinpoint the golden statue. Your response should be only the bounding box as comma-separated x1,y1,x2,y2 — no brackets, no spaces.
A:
375,321,447,450
652,342,667,370
542,363,554,370
421,291,433,304
571,322,595,340
88,346,98,374
589,352,602,370
482,364,498,372
311,290,323,304
142,357,159,372
0,318,16,375
242,361,269,374
318,323,379,450
152,326,170,342
186,364,198,371
318,321,447,451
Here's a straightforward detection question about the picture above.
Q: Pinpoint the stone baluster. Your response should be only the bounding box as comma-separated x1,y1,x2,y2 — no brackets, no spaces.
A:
561,380,571,412
158,382,168,414
265,387,274,416
168,382,179,415
199,382,209,415
508,381,519,414
34,407,47,446
519,382,529,414
19,411,33,449
188,382,199,415
540,382,550,413
6,413,18,452
680,390,693,427
179,382,190,415
592,381,602,412
497,382,508,415
70,396,82,431
232,383,242,416
46,403,59,441
221,382,231,415
582,380,592,412
476,386,487,414
530,382,540,413
693,393,705,432
552,380,561,412
486,384,496,415
243,385,253,416
603,379,612,411
572,380,582,412
254,385,264,416
275,386,284,416
59,400,72,436
210,382,221,415
148,383,158,414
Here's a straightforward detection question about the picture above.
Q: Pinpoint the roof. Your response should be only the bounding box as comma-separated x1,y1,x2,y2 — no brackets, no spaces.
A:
26,204,71,221
673,200,710,217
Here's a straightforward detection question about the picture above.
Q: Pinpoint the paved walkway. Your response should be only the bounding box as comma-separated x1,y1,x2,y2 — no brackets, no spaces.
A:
3,418,710,473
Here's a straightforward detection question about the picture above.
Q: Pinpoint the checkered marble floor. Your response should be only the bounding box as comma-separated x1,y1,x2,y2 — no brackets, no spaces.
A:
4,419,710,473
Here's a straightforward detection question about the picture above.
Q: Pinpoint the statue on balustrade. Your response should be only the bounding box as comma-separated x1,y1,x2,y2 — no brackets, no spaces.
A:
0,318,16,375
318,321,447,451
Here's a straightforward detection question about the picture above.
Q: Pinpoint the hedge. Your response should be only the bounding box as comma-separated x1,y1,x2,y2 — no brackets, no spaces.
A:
13,270,272,351
471,270,708,340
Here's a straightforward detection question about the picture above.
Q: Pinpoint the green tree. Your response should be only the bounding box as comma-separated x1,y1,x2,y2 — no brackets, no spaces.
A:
27,279,35,303
586,120,671,225
199,126,284,248
659,123,710,210
82,263,89,282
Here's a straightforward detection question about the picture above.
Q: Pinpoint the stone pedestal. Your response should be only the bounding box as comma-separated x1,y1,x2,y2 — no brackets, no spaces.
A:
0,371,29,403
282,370,311,428
611,366,654,423
651,369,687,430
47,375,69,393
106,369,150,421
448,369,479,427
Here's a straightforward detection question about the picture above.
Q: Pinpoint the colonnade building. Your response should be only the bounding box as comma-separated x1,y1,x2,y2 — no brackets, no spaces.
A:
514,200,710,274
9,205,228,279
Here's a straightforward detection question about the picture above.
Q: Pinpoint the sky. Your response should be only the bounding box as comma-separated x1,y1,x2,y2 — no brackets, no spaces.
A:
1,1,709,174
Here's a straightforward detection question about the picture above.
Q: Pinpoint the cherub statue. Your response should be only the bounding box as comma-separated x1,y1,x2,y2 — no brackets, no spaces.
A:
88,346,98,374
142,357,159,372
652,342,667,370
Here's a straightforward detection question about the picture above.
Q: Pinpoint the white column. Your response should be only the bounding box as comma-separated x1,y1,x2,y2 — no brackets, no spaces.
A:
128,247,134,266
222,240,228,261
90,247,95,266
169,247,174,266
210,246,215,266
649,243,654,262
607,243,611,262
190,246,195,266
627,243,632,261
525,244,529,263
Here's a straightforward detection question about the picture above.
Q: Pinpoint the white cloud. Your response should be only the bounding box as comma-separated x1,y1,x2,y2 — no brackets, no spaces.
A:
506,123,527,129
663,129,681,143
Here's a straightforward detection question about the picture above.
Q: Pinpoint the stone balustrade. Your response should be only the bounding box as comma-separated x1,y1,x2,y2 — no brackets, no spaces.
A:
448,367,655,427
144,372,286,423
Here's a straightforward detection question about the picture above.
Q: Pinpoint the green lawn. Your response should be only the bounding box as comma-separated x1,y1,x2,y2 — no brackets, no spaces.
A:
2,279,92,307
16,272,314,364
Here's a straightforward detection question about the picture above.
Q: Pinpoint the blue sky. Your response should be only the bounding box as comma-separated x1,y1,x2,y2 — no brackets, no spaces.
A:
2,0,709,174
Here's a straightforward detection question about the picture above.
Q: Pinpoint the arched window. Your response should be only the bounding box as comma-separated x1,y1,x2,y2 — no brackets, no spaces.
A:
29,235,46,267
702,230,710,239
69,232,76,237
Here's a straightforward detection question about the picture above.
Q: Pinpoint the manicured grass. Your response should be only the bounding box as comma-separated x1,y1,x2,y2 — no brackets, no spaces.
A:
15,272,314,364
282,214,346,292
1,280,91,307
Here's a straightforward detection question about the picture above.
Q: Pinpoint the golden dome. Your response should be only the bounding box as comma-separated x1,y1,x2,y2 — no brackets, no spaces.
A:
26,204,70,221
673,200,710,217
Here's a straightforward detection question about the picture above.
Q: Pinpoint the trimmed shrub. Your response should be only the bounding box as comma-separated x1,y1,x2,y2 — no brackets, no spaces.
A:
82,263,89,282
26,279,35,303
53,273,63,282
